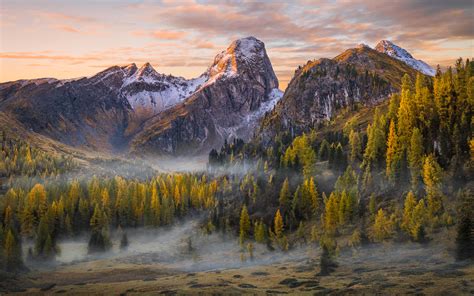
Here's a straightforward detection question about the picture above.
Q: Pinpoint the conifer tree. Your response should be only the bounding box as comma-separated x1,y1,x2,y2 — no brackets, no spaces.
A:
254,220,266,244
401,191,417,232
35,216,58,260
372,209,392,242
456,191,474,260
386,120,400,182
422,154,443,218
397,74,415,152
349,129,362,163
239,205,250,245
307,177,319,217
4,229,23,272
279,178,291,213
88,205,111,253
120,232,129,250
408,128,424,189
324,192,339,235
274,209,284,238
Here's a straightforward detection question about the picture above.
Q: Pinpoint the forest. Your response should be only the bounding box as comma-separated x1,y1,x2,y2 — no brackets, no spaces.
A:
0,59,472,283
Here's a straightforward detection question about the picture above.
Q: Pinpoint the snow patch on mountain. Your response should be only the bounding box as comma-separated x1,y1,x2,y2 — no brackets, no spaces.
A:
375,40,435,76
203,37,267,89
215,88,283,140
123,74,208,111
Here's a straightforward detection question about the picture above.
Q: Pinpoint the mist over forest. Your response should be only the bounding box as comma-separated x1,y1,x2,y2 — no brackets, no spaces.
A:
0,16,473,294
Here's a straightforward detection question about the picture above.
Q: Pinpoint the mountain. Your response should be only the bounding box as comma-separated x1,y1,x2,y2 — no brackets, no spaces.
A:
130,36,282,155
375,40,436,76
0,74,131,151
258,43,421,142
120,63,207,114
0,37,281,154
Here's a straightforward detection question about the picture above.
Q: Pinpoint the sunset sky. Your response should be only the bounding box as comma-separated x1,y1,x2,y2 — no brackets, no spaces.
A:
1,0,473,89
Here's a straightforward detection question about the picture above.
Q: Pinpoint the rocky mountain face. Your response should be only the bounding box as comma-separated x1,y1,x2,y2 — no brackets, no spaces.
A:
0,62,210,151
375,40,435,76
0,37,281,154
0,37,432,156
258,44,420,143
0,75,131,151
130,37,282,155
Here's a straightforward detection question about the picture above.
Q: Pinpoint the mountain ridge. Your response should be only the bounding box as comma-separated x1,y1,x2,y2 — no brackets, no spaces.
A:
0,38,437,156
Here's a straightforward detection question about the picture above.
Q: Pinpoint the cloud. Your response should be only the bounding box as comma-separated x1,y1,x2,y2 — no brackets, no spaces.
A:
34,11,97,23
132,30,187,40
55,25,80,33
0,52,102,62
1,0,471,87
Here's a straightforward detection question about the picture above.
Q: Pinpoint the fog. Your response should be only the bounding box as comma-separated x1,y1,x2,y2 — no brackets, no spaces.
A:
23,217,312,273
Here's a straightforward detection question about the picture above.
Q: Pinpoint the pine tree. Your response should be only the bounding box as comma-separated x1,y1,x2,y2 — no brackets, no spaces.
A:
324,192,339,235
422,154,443,218
372,209,392,242
279,178,291,212
120,232,129,250
401,191,417,232
349,129,362,163
150,185,161,226
35,216,57,260
88,205,111,253
386,119,400,182
20,205,35,238
254,220,266,244
408,128,424,189
274,209,284,238
4,229,23,272
239,205,250,245
455,191,473,260
296,221,306,244
397,74,415,152
308,177,319,217
319,236,337,276
247,242,254,261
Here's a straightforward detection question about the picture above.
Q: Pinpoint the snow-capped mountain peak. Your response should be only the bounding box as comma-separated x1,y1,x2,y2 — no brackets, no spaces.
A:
375,40,435,76
204,36,271,87
136,62,158,79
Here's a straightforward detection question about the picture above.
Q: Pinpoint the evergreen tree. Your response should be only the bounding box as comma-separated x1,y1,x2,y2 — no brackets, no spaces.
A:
88,205,111,253
455,191,473,260
386,120,401,182
401,191,417,233
254,220,266,244
35,216,58,260
372,209,392,242
349,129,362,163
274,209,284,238
319,236,337,276
397,74,415,152
239,205,250,245
4,229,23,272
324,192,339,235
279,178,291,213
422,154,443,218
408,128,424,189
120,232,129,251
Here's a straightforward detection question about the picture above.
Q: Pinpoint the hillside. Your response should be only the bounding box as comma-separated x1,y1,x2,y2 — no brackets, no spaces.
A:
258,45,421,143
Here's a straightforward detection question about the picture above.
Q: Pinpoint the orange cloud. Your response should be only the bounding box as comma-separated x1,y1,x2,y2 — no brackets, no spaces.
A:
55,25,80,33
194,41,216,49
132,30,187,40
35,11,96,23
0,52,102,62
150,30,187,40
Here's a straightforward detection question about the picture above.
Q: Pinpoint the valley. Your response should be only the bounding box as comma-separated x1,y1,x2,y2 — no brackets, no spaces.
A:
0,29,472,296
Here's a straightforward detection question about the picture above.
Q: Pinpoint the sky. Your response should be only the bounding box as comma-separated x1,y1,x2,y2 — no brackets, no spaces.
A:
1,0,473,89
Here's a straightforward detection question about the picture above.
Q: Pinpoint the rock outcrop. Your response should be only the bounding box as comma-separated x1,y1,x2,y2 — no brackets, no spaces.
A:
258,44,421,143
130,37,282,155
